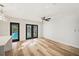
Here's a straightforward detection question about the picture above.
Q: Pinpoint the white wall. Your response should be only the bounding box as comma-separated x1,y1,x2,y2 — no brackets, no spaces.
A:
0,21,9,36
43,14,79,48
0,18,43,41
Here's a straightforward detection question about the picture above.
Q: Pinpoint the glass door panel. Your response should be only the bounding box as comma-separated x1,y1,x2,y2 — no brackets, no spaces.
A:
10,23,20,42
32,25,38,38
26,24,38,39
26,24,32,39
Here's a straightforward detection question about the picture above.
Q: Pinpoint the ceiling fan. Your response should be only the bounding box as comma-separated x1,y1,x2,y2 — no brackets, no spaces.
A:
0,4,4,7
41,16,51,21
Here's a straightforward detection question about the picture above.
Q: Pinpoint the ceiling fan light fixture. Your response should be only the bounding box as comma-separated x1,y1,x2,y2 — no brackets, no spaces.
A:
41,16,51,21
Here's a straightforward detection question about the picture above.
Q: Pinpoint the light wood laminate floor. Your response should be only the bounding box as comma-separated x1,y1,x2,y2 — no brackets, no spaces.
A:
5,38,79,56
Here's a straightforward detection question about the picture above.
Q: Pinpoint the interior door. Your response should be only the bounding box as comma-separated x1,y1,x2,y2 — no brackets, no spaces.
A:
10,22,20,42
26,24,38,39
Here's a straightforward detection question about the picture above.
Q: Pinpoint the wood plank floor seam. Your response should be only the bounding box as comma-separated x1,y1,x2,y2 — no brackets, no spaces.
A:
5,38,79,56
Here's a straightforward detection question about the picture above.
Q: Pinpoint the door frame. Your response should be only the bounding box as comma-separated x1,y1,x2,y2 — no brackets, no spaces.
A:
26,24,38,39
10,22,20,42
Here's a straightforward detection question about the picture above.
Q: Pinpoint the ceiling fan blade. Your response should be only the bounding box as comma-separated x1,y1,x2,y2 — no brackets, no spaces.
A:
41,17,45,20
0,4,4,7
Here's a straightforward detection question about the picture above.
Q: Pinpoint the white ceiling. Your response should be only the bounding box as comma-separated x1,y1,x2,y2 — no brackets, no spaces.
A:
2,3,79,22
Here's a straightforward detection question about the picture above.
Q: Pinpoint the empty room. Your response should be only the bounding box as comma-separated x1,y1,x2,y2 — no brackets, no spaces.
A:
0,3,79,56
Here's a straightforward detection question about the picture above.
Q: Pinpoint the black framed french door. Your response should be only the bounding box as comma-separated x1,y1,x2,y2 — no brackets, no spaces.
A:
32,25,38,38
26,24,38,39
10,22,20,42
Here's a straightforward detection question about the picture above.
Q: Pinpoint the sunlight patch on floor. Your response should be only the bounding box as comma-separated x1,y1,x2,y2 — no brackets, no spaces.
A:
12,42,18,49
12,39,38,50
22,39,38,48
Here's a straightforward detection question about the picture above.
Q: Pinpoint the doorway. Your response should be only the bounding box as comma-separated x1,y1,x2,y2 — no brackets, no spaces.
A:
26,24,38,39
10,22,20,42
